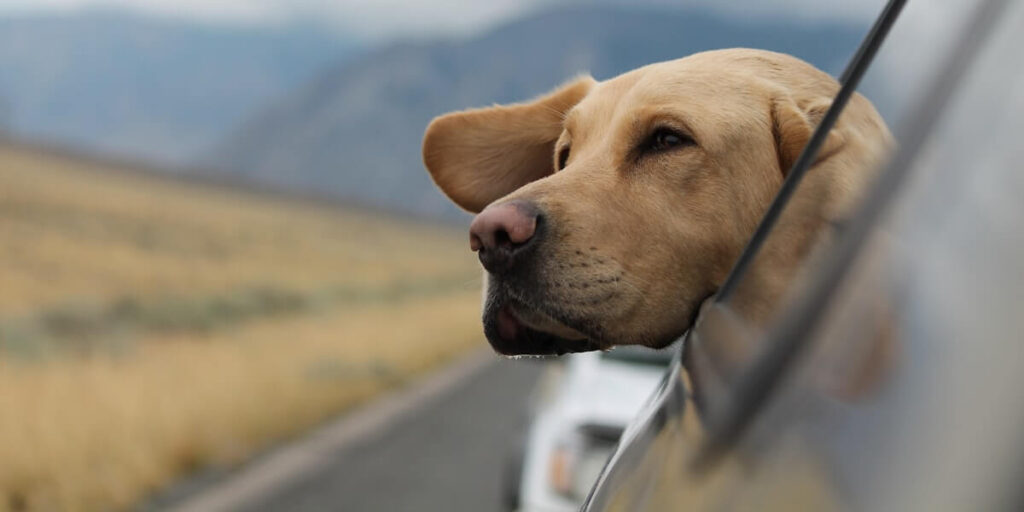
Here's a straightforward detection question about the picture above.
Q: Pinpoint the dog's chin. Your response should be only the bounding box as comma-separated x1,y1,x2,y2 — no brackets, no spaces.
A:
483,301,600,356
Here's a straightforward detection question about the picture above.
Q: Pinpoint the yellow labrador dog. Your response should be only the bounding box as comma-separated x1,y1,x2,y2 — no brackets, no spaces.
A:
422,49,891,356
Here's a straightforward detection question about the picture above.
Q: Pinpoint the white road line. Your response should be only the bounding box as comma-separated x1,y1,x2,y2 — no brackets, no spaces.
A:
166,348,495,512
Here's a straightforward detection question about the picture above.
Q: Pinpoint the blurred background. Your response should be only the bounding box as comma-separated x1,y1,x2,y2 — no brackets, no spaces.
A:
0,0,940,510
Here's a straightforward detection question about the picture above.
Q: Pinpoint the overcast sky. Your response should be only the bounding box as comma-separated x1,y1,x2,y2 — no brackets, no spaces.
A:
0,0,884,40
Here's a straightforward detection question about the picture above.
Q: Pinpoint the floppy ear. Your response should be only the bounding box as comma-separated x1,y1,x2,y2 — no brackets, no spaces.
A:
422,76,595,213
771,96,845,175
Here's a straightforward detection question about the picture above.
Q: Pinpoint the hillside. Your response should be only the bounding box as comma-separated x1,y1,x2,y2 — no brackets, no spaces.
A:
0,10,357,165
203,5,865,219
0,142,481,511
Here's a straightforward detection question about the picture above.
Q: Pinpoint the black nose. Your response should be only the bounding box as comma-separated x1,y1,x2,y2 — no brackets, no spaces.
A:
469,200,542,275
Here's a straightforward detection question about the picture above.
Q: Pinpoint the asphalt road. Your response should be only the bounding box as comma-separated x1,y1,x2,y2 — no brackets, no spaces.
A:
237,356,544,512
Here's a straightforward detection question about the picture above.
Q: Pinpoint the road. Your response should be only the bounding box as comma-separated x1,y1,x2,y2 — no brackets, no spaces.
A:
166,351,544,512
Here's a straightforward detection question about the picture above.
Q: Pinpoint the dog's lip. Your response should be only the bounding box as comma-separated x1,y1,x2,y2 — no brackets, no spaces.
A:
488,303,600,356
496,306,521,342
507,301,588,341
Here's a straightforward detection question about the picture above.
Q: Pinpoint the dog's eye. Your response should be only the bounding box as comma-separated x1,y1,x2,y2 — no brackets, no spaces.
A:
646,128,694,153
557,146,570,170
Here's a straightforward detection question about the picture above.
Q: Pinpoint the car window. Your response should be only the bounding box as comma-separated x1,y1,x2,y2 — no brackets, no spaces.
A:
688,0,985,389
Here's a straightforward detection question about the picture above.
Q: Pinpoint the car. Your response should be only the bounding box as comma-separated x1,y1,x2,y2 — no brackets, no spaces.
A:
583,0,1024,509
504,346,673,512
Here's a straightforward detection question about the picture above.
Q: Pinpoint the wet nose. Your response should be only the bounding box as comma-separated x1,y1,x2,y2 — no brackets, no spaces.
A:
469,200,541,274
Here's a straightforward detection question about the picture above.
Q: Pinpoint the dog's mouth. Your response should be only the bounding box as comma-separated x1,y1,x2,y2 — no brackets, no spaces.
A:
483,295,601,356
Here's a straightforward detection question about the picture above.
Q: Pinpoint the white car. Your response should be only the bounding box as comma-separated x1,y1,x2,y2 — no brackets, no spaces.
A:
504,346,674,512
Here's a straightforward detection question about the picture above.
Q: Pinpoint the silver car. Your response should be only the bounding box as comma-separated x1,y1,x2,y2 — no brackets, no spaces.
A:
585,0,1024,509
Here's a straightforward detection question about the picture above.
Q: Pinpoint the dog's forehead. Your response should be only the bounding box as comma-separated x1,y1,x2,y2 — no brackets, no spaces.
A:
566,57,760,136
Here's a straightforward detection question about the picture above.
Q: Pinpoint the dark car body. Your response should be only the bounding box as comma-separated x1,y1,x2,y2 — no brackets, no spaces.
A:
583,0,1024,510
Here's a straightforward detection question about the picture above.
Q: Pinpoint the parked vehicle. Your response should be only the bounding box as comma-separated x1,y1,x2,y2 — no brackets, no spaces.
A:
585,0,1024,509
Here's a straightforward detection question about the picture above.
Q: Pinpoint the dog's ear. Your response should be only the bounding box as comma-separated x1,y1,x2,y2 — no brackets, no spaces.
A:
772,96,845,175
422,76,595,213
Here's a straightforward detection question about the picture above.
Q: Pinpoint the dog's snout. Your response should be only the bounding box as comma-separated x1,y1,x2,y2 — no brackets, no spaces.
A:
469,200,541,274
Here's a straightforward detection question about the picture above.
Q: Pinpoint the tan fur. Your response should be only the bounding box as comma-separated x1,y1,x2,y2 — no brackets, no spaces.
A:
422,49,892,350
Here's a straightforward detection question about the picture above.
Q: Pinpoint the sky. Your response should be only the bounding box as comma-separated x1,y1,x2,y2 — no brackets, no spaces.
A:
0,0,884,40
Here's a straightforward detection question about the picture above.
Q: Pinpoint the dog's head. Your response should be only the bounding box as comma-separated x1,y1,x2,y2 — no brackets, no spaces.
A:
423,49,889,356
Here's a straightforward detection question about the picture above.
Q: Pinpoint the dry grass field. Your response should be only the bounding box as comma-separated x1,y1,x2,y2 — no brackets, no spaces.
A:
0,142,483,511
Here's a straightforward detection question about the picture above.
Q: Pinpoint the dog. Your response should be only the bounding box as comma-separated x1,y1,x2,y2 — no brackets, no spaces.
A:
422,49,892,356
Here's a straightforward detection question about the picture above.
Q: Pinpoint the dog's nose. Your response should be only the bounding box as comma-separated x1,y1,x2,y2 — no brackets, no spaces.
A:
469,200,540,274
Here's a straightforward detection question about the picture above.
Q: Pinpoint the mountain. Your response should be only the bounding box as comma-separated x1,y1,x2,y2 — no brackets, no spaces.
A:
0,9,357,164
202,5,865,220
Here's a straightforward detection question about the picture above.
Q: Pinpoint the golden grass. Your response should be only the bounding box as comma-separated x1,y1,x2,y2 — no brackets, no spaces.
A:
0,144,472,316
0,143,485,511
